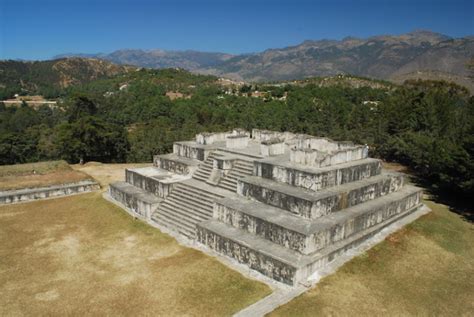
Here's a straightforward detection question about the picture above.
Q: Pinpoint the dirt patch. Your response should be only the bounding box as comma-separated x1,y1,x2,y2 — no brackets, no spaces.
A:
72,162,152,188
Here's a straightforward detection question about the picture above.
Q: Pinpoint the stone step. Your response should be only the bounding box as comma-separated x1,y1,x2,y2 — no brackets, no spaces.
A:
161,198,211,221
109,182,162,220
217,181,237,192
171,188,215,207
197,193,424,285
152,210,196,238
238,172,405,219
254,157,382,191
160,199,210,223
174,182,225,200
164,193,214,216
213,185,422,255
192,173,209,182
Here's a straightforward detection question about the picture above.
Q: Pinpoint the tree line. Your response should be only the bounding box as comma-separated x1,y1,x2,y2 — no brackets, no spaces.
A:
0,68,472,199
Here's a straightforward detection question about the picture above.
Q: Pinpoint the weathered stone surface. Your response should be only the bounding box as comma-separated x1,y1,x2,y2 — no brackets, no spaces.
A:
173,141,215,161
252,129,296,142
238,172,404,218
154,153,199,174
0,180,99,204
260,139,286,157
254,158,382,191
126,167,190,198
290,145,368,167
196,131,230,145
226,135,250,149
213,185,421,255
109,181,161,220
197,220,300,285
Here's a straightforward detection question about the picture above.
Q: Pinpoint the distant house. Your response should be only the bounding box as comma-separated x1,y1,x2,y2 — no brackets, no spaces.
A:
250,91,267,98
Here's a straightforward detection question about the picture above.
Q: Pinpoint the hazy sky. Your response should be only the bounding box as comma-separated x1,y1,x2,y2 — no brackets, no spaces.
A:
1,0,473,60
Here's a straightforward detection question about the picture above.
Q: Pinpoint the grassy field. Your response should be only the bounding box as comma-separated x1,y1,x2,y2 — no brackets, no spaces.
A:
0,191,271,316
0,160,92,191
271,199,474,316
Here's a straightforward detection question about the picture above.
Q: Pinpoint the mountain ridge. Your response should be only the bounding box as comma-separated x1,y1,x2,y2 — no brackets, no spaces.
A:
41,31,474,92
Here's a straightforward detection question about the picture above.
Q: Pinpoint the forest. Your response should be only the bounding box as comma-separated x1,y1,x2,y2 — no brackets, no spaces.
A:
0,68,472,199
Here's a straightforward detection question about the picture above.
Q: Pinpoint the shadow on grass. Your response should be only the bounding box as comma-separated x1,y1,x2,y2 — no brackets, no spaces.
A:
409,174,473,223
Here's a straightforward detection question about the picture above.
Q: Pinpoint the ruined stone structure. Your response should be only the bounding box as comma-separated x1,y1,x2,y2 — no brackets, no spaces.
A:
108,129,425,285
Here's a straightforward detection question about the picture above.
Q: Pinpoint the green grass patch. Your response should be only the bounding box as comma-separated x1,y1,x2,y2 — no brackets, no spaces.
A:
0,160,71,177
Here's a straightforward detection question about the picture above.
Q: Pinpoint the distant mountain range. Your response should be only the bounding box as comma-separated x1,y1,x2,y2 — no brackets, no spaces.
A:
54,30,474,90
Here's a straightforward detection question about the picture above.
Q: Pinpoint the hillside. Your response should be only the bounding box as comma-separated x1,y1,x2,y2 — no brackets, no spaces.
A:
55,49,234,70
55,31,474,91
0,58,135,99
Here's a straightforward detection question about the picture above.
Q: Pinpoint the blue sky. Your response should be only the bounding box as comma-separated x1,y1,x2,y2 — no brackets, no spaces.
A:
1,0,473,60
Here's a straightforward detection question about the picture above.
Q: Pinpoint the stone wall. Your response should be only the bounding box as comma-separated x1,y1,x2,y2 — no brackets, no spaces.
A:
307,189,422,252
195,132,230,145
0,180,99,204
295,136,355,152
290,145,368,167
254,159,382,191
154,155,195,174
213,187,420,255
260,138,286,157
214,201,308,253
173,142,211,161
252,129,296,142
226,135,249,149
196,223,298,285
109,182,160,220
238,173,404,218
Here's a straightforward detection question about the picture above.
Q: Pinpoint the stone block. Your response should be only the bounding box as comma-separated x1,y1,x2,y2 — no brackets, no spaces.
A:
154,153,199,175
195,132,229,145
173,141,215,161
226,135,249,149
260,138,286,156
109,181,161,220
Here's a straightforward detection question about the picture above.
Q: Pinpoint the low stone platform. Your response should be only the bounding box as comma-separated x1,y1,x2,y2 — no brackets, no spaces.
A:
0,180,100,204
109,181,162,220
126,166,190,198
106,128,429,286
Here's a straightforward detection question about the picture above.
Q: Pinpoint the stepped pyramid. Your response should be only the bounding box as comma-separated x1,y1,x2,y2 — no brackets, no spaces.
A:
107,129,427,285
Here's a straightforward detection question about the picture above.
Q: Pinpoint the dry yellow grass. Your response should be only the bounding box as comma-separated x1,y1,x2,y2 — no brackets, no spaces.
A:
0,161,92,191
0,192,271,316
71,161,152,188
271,199,474,316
